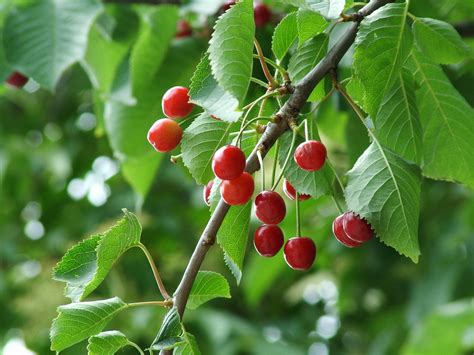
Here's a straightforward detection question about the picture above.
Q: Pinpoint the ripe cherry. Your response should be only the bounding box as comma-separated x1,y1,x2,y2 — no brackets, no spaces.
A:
220,172,254,206
332,214,362,248
284,237,316,271
343,212,373,243
212,145,246,180
176,20,192,38
162,86,194,119
254,224,284,257
283,179,311,201
254,190,286,225
6,72,28,88
294,140,327,172
203,180,213,206
147,118,183,153
254,2,271,27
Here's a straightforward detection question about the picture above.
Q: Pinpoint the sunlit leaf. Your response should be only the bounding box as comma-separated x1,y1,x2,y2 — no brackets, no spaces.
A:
87,330,140,355
271,12,297,60
187,271,231,310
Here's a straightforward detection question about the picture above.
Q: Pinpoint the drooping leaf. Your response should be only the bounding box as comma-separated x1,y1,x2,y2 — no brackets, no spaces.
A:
189,54,241,122
181,113,232,185
208,0,254,105
3,0,103,89
130,5,178,96
121,152,164,198
150,307,184,351
174,332,201,355
412,17,472,64
53,210,142,301
50,297,128,352
375,68,422,164
296,9,328,47
407,48,474,188
187,271,231,310
87,331,140,355
353,1,413,116
345,141,421,262
271,12,298,60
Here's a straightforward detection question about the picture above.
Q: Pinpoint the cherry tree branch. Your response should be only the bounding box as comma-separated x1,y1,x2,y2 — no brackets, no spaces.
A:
171,0,392,327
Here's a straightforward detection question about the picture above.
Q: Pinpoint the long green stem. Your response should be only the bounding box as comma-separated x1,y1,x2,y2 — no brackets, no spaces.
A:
129,342,145,355
331,195,344,214
272,128,297,191
241,90,279,111
271,139,280,187
296,192,301,237
136,243,170,300
252,54,288,77
254,38,278,88
236,116,271,144
257,150,265,191
128,300,172,308
251,77,269,88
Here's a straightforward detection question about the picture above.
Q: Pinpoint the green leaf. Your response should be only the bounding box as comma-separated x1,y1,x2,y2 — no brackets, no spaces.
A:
278,129,333,198
208,0,254,105
130,5,178,96
174,332,201,355
353,2,412,116
189,54,241,122
87,330,140,355
50,297,128,352
150,307,184,351
407,49,474,188
3,0,103,89
402,299,474,355
187,271,231,310
271,12,297,60
412,17,472,64
122,152,164,198
345,141,421,262
53,209,142,301
181,113,232,185
296,9,328,47
281,0,345,19
375,68,422,164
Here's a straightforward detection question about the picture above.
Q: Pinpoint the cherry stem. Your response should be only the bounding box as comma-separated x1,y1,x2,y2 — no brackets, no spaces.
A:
257,150,265,191
254,38,278,89
251,77,269,88
271,139,280,188
136,243,171,300
304,119,309,141
296,192,301,237
236,116,271,144
252,54,288,78
271,128,297,191
242,90,279,111
331,195,344,214
127,300,173,308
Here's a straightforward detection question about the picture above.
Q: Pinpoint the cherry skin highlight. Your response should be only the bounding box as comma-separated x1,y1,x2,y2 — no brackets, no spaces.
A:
284,237,316,271
343,212,373,243
176,20,192,38
294,140,327,172
212,145,246,180
162,86,194,119
254,224,284,257
332,214,362,248
6,72,28,88
254,190,286,225
220,172,254,206
254,2,271,27
203,180,213,206
283,179,311,201
147,118,183,153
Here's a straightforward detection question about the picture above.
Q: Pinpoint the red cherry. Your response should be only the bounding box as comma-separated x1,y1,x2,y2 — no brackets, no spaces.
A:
162,86,194,119
147,118,183,152
6,72,28,88
220,172,254,206
254,225,284,257
332,214,362,248
343,212,373,243
221,0,236,12
254,2,271,27
284,237,316,271
283,179,311,201
176,20,192,38
254,190,286,225
212,145,246,180
203,180,213,206
294,140,327,172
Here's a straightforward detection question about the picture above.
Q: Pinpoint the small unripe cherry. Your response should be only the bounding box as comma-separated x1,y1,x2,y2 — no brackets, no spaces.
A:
220,172,254,206
147,118,183,152
254,2,271,27
254,190,286,225
162,86,194,119
294,140,327,172
332,214,362,248
176,20,192,38
254,225,284,257
283,179,311,201
203,180,213,206
6,72,28,88
284,237,316,271
212,145,246,180
343,212,373,243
